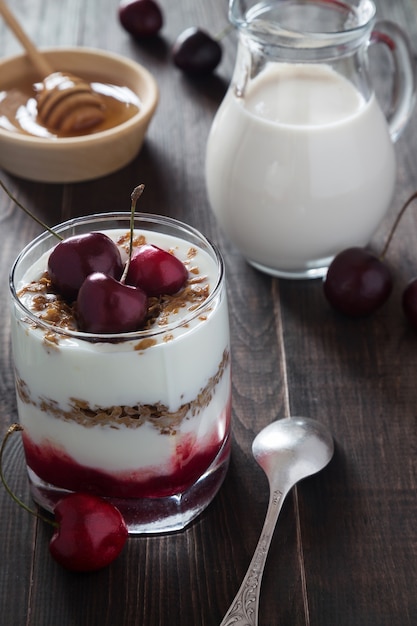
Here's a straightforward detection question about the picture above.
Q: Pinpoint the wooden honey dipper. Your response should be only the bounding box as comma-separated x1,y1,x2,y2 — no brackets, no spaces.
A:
0,0,105,133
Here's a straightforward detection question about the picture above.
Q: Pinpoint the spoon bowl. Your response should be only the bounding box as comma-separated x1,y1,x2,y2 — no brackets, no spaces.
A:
220,417,334,626
253,416,334,487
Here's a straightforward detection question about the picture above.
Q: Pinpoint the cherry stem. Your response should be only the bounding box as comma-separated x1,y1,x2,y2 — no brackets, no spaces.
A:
214,24,233,42
380,191,417,260
0,179,63,241
0,424,58,528
120,183,145,284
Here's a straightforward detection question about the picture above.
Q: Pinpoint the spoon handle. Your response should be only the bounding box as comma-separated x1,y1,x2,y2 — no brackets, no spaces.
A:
219,485,288,626
0,0,53,77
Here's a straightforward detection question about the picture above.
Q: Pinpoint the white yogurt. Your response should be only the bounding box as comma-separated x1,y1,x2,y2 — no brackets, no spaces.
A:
15,230,227,408
206,62,396,277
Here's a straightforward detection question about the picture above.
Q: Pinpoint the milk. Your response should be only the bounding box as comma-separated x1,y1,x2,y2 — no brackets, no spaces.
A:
205,63,396,278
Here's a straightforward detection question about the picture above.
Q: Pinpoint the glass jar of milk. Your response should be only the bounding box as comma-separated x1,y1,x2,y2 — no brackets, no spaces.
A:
206,0,415,278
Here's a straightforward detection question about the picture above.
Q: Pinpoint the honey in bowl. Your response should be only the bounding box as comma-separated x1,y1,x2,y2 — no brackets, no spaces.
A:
0,73,141,138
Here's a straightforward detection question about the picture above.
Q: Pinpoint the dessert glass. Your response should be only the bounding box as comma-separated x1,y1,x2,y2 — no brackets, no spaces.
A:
9,213,231,534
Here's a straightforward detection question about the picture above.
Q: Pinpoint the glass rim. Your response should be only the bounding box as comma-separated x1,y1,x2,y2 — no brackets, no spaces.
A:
9,211,225,342
230,0,376,43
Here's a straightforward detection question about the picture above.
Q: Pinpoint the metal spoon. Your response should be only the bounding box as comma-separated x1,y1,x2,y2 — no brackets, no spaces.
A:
220,416,334,626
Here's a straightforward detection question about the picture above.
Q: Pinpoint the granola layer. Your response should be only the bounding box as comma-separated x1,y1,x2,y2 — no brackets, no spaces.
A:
16,349,229,433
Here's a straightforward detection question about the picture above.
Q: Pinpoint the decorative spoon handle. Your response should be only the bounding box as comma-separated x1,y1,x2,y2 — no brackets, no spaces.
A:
219,485,287,626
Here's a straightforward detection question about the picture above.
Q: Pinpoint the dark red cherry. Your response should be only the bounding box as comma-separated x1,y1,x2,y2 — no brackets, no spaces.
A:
118,0,163,38
0,425,128,572
323,247,393,317
402,279,417,329
172,27,222,75
49,493,128,572
77,273,148,333
48,232,123,302
126,244,188,296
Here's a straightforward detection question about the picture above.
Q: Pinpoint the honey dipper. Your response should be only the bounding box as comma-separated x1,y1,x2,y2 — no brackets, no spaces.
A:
0,0,105,133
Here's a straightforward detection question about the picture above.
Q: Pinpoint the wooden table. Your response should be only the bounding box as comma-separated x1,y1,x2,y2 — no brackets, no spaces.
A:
0,1,416,624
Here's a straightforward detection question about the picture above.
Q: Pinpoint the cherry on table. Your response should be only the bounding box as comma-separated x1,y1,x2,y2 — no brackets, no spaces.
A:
126,244,188,296
0,425,128,573
48,232,124,302
77,272,148,334
172,27,222,75
118,0,163,38
323,247,393,317
49,493,128,572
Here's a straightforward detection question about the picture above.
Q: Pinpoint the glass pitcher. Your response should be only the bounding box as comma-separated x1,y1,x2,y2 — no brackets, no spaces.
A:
205,0,415,279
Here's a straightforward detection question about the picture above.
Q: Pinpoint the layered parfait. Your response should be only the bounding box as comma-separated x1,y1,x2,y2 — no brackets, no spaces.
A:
9,212,231,533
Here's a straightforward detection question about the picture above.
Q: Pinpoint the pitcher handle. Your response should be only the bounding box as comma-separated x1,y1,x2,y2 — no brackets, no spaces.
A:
371,20,416,143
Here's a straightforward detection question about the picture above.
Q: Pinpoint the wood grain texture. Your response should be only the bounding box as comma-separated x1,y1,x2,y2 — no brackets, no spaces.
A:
0,1,416,625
